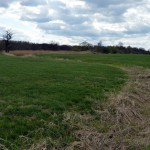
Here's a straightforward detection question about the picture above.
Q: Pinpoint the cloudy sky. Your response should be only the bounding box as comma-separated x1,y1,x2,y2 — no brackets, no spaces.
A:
0,0,150,49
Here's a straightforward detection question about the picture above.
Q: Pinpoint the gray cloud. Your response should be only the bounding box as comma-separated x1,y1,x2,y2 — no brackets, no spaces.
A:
1,0,150,48
84,0,142,8
18,0,150,42
125,24,150,35
0,0,47,8
20,1,90,25
21,6,52,23
38,22,65,31
21,0,47,7
39,21,101,38
47,1,90,25
0,0,18,8
82,0,145,23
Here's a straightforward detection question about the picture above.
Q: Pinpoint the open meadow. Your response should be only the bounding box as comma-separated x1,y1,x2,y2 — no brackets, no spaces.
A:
0,52,150,149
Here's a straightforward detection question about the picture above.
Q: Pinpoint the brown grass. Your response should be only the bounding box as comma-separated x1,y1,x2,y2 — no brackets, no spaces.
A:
9,50,92,56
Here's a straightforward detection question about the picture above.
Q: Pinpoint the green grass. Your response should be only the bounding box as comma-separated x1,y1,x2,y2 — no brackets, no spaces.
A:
38,54,150,68
0,54,127,149
146,145,150,150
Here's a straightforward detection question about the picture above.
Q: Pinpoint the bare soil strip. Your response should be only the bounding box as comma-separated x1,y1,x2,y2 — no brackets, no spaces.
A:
65,67,150,150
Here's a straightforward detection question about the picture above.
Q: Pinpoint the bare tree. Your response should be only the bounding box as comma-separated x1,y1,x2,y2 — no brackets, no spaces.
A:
80,41,92,47
3,30,13,53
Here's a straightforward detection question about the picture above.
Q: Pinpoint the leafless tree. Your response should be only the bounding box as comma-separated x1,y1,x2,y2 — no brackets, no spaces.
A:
3,30,13,53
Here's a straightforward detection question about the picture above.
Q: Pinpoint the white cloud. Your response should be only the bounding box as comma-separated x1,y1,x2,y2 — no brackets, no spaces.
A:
0,0,150,49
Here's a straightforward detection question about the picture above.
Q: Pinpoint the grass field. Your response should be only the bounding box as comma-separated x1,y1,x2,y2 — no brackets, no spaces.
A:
0,53,149,149
38,53,150,68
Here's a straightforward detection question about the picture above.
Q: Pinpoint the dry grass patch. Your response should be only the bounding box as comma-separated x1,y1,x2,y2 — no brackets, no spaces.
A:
9,50,92,56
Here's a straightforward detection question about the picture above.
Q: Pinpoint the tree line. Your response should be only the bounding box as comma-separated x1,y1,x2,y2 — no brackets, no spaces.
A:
0,30,149,54
0,40,72,51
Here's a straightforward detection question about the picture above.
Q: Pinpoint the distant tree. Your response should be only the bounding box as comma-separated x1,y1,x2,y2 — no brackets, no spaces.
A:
96,40,103,53
79,41,92,51
3,30,13,53
80,41,92,47
108,46,118,54
0,40,5,52
98,40,103,47
118,42,124,47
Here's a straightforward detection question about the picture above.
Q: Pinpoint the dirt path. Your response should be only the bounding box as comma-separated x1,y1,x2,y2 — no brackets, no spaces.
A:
64,67,150,150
